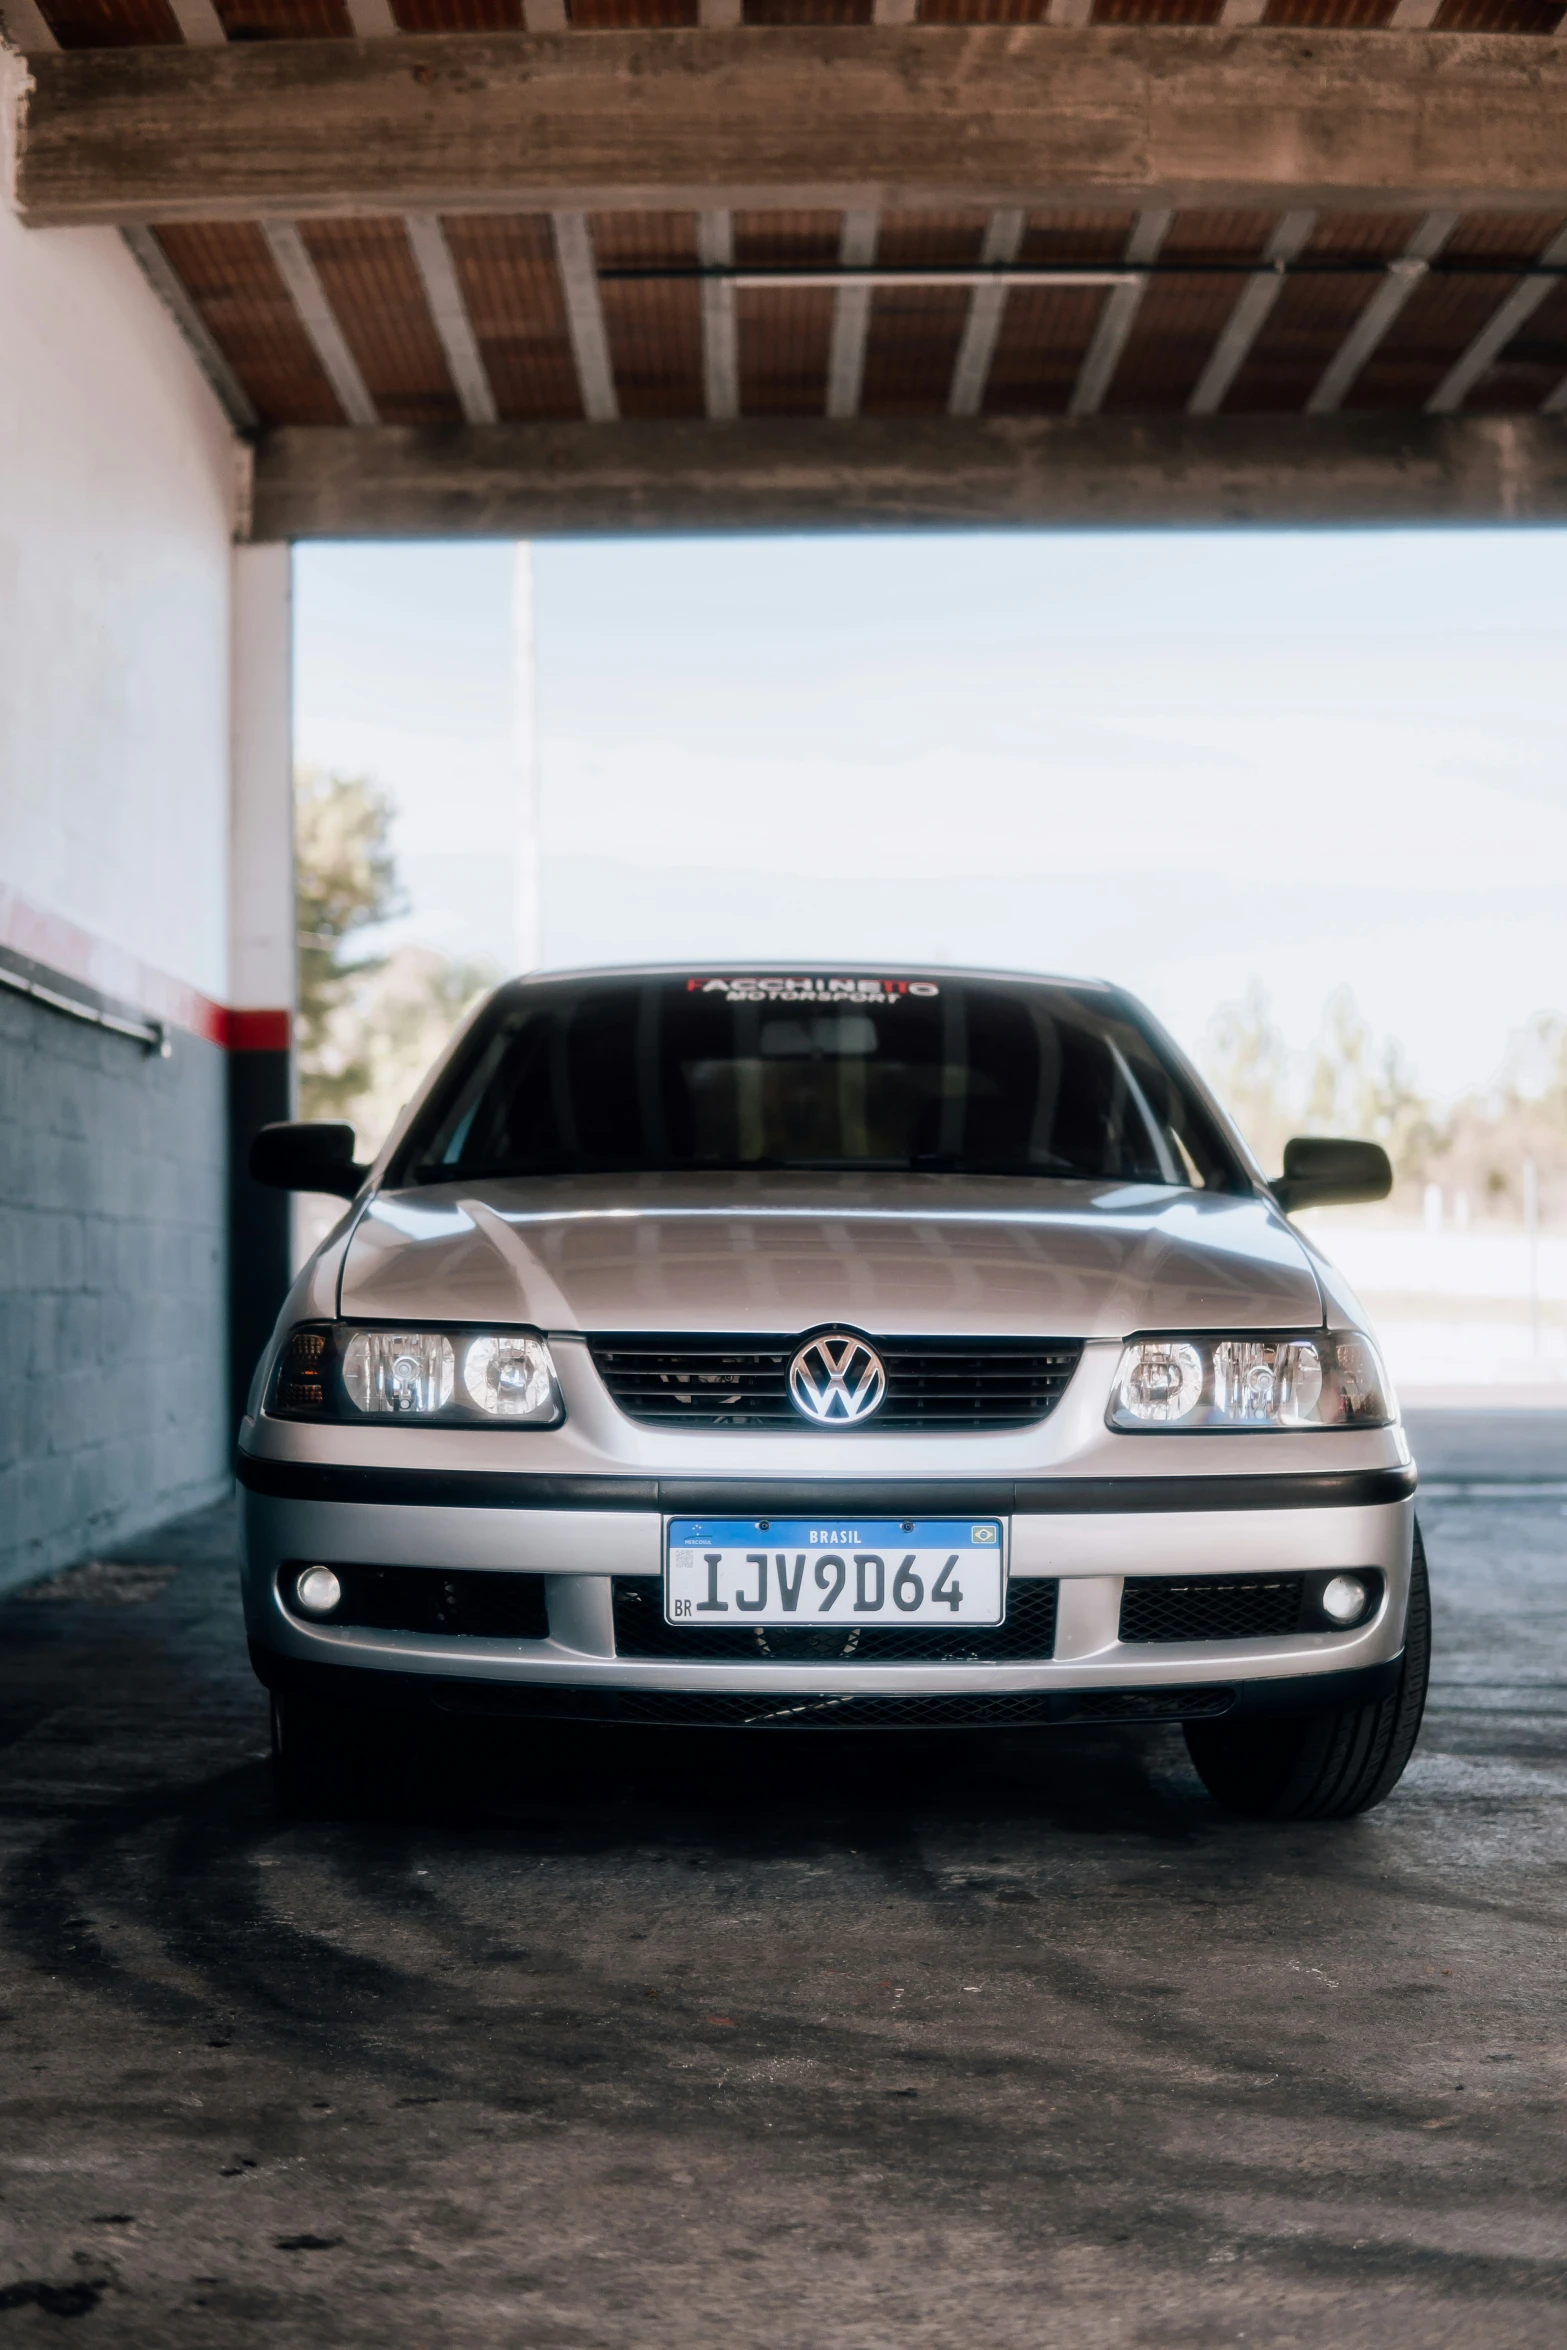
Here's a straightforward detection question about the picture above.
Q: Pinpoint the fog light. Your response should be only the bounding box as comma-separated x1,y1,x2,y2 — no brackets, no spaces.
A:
1320,1573,1368,1626
295,1565,342,1616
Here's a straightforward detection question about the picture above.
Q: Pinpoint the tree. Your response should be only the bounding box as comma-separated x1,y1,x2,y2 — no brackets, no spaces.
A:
1204,981,1293,1173
334,943,497,1157
1306,989,1435,1180
294,765,497,1153
1418,1012,1567,1222
295,768,404,1123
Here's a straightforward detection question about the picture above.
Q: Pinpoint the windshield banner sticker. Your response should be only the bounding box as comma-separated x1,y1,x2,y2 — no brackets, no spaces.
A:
685,977,940,1003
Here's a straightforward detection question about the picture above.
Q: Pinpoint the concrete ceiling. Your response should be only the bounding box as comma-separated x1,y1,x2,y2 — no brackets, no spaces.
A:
7,10,1567,534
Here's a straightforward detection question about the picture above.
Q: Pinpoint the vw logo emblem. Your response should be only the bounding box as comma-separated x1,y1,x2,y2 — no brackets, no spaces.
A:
788,1333,887,1426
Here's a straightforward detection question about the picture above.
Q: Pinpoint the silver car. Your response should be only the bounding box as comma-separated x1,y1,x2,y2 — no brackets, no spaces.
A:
242,965,1425,1820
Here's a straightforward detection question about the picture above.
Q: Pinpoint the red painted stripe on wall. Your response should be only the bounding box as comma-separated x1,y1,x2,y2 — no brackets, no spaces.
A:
0,883,291,1050
227,1007,292,1053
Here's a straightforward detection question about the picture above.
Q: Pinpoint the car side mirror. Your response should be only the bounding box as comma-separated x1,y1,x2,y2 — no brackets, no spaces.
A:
250,1120,367,1199
1272,1136,1392,1216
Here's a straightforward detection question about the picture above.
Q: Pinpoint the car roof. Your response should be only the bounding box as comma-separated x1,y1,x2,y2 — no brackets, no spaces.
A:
491,961,1115,993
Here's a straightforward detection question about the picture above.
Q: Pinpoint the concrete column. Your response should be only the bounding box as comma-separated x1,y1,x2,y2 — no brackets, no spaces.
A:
513,541,540,975
227,542,295,1423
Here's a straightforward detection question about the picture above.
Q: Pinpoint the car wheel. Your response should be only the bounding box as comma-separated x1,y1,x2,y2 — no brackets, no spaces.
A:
270,1690,415,1819
1184,1522,1431,1821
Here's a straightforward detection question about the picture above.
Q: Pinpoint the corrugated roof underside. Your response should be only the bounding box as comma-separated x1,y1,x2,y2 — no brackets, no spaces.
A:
154,220,344,423
31,0,1567,33
148,205,1567,426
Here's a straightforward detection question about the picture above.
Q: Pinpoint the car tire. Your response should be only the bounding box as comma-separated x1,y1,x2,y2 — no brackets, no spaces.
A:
1183,1522,1431,1821
270,1690,414,1819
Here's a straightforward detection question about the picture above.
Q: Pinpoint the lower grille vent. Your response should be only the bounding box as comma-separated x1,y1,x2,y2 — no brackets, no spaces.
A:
1119,1575,1305,1645
612,1576,1058,1663
589,1336,1083,1430
432,1683,1235,1729
281,1563,549,1641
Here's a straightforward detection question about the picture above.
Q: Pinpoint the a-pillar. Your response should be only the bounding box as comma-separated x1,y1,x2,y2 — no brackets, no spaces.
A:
227,542,295,1425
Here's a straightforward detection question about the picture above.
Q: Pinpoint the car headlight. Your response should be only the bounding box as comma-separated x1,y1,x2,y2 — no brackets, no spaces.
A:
266,1324,564,1427
1108,1332,1393,1432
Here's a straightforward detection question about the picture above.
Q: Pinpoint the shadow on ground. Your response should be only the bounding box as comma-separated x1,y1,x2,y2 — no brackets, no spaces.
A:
1,1439,1565,2346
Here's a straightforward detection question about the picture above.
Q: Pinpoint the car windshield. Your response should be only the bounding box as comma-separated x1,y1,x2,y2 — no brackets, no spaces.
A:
396,973,1244,1190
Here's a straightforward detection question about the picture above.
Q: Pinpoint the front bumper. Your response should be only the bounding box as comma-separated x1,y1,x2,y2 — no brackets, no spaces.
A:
239,1453,1417,1724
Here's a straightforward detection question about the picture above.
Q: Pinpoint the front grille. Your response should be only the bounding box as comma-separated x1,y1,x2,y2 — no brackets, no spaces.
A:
1119,1575,1306,1644
611,1575,1058,1662
281,1564,549,1641
588,1336,1083,1431
431,1683,1235,1729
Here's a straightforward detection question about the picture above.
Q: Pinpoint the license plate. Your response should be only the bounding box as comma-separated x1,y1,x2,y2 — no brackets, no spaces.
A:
664,1518,1006,1627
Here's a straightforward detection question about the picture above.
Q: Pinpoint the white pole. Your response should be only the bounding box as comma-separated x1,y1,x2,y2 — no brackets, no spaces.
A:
1524,1155,1540,1362
512,542,540,975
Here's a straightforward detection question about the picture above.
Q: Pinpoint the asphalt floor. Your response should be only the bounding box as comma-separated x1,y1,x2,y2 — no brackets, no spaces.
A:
0,1410,1564,2346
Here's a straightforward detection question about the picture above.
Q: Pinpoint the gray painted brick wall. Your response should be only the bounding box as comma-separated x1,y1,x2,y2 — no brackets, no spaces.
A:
0,987,230,1593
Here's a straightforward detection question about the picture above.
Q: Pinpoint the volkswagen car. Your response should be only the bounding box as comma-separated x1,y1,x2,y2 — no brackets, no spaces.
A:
240,965,1426,1819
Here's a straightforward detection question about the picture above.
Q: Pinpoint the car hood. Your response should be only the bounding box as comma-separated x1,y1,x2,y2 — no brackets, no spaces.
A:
337,1172,1322,1341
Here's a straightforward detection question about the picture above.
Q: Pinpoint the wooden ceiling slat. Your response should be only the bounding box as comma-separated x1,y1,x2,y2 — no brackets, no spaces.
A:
1437,213,1567,260
102,201,1567,436
1465,276,1567,408
916,1,1049,21
36,0,180,46
983,286,1107,412
390,0,523,26
732,210,842,265
742,0,874,21
1099,277,1242,408
1020,210,1138,265
1432,0,1564,27
1157,211,1279,266
875,209,990,265
597,280,706,412
152,219,344,424
1097,210,1271,407
1263,0,1397,23
297,218,464,425
859,287,972,414
1109,290,1244,410
590,209,703,416
1222,210,1418,409
1092,0,1223,22
573,0,700,22
441,213,584,420
1349,212,1566,406
840,217,995,423
26,0,1567,27
589,211,701,264
213,0,353,35
737,285,835,411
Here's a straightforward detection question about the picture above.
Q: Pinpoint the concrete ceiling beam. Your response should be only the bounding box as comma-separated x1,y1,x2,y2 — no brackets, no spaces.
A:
20,28,1567,228
247,413,1567,540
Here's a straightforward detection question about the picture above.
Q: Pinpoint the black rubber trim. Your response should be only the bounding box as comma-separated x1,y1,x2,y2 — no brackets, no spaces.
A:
250,1641,1400,1727
237,1453,1414,1516
1226,1659,1401,1717
1012,1469,1413,1515
238,1456,658,1509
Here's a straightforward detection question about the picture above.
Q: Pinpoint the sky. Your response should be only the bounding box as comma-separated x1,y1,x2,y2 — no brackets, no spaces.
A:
292,528,1567,1109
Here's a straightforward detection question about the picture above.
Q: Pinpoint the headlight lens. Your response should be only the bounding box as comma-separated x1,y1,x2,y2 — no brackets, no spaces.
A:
1109,1331,1393,1431
344,1330,455,1416
461,1333,556,1418
268,1324,563,1427
1116,1340,1203,1425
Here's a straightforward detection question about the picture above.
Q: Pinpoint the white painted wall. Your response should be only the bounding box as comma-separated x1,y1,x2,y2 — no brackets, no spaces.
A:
0,53,238,1005
230,544,295,1017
